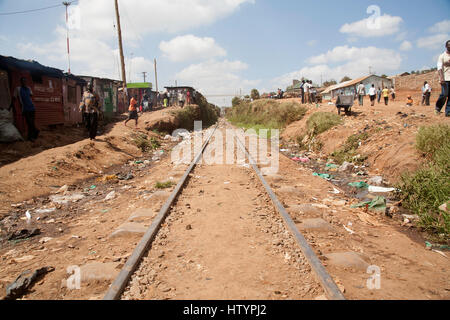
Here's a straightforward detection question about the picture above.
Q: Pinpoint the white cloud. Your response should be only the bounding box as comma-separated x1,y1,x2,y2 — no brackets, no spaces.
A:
340,14,403,38
417,33,449,50
159,35,226,62
272,45,402,88
308,45,402,66
175,59,260,105
399,40,412,51
74,0,254,40
15,0,253,81
429,20,450,33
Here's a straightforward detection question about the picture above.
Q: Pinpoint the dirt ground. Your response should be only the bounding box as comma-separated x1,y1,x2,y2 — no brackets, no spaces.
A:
281,91,450,182
0,102,448,300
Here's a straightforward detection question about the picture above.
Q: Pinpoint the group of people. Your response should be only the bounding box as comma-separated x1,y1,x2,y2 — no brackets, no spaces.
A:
360,83,395,107
300,80,317,104
159,89,192,108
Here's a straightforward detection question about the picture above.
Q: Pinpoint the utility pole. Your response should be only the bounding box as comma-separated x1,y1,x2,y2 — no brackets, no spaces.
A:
154,58,158,93
114,0,127,103
142,72,147,83
63,2,71,74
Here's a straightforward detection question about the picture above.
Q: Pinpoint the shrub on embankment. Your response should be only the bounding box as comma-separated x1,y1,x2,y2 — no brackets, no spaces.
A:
227,99,307,131
174,93,220,131
397,124,450,238
296,112,343,151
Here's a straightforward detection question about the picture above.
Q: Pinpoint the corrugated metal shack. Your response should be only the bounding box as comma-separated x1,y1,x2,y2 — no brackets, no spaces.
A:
0,55,65,135
126,82,157,110
63,73,86,125
322,75,393,100
79,76,122,119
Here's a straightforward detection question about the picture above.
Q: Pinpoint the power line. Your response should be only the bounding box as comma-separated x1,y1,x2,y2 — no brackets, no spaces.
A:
0,1,78,16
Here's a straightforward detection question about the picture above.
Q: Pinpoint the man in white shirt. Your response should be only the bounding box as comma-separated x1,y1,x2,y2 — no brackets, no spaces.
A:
436,40,450,116
368,84,376,106
357,83,366,106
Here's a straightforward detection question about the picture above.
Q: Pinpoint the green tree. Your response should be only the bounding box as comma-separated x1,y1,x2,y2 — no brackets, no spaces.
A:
232,96,242,107
251,89,260,100
323,80,337,87
381,74,388,78
340,76,352,83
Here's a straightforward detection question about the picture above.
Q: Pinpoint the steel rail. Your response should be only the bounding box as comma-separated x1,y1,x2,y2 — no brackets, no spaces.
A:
103,124,219,300
234,130,346,300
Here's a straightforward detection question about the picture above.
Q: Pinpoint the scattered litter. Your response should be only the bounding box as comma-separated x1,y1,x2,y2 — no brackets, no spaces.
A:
5,267,55,300
280,149,289,152
240,164,250,168
439,202,449,213
339,161,355,173
368,186,395,193
50,193,85,205
348,181,369,189
104,191,116,201
39,237,53,244
54,185,68,194
351,197,387,212
356,212,382,226
425,241,450,251
135,160,144,164
326,164,339,169
97,175,119,183
224,182,231,185
90,185,96,190
343,225,355,235
330,188,341,194
432,250,448,259
118,173,134,181
8,228,41,241
25,210,31,223
35,208,56,214
292,157,309,163
101,209,110,213
313,173,333,180
368,176,383,186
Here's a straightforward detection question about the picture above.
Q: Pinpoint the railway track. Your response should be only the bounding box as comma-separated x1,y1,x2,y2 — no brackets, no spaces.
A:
103,120,345,300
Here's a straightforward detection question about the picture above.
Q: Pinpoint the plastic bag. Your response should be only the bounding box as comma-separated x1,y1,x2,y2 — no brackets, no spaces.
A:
0,108,23,143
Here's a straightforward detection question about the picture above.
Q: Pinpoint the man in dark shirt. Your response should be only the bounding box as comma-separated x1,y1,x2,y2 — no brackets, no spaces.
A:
12,77,39,141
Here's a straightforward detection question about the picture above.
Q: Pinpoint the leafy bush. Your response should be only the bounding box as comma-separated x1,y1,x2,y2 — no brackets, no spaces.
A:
397,124,450,238
132,133,160,152
306,112,342,135
251,89,260,100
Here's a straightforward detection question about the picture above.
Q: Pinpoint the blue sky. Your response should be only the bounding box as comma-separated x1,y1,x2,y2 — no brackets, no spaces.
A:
0,0,449,106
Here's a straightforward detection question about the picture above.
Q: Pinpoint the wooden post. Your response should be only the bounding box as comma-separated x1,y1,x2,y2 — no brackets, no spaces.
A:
154,58,158,93
114,0,127,105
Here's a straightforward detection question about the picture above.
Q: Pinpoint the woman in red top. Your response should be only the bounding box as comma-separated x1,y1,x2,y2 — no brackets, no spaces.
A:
124,95,139,128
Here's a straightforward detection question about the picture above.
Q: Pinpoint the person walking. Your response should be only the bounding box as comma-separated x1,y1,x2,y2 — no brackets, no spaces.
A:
422,81,431,106
12,77,40,141
357,82,366,106
390,87,396,101
368,84,376,106
186,90,191,105
435,40,450,117
79,82,101,140
382,87,389,106
124,95,139,128
377,87,382,104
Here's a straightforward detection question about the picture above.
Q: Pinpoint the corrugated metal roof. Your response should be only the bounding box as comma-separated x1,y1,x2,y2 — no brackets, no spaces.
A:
322,75,380,94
